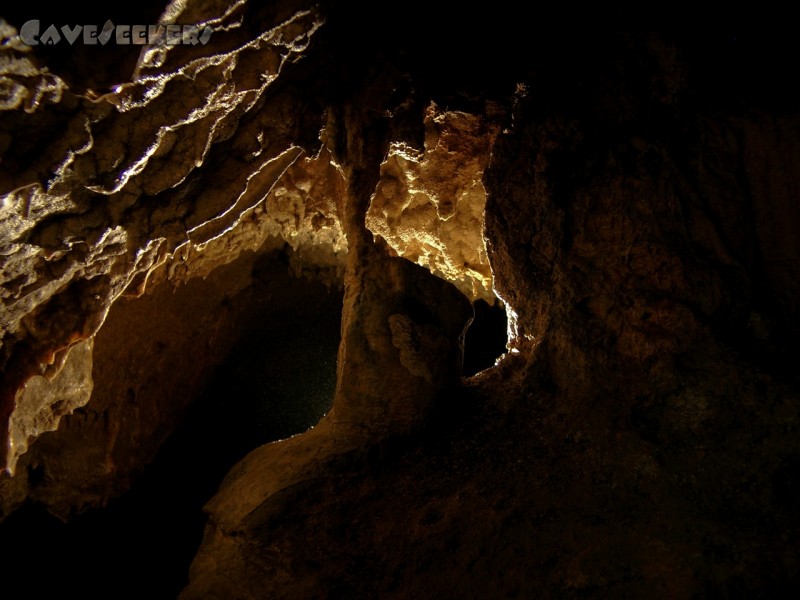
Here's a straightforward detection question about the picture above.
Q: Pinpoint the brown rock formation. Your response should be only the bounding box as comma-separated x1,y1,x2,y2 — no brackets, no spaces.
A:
366,102,499,302
0,2,336,480
1,4,799,598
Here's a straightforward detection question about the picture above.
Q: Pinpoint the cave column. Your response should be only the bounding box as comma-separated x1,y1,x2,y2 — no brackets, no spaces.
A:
325,103,472,440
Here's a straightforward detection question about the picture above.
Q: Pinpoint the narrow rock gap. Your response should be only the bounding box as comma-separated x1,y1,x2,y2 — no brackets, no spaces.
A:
0,255,343,599
462,298,508,376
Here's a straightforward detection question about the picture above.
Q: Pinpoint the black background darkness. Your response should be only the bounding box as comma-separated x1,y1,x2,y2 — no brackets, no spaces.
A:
3,3,799,112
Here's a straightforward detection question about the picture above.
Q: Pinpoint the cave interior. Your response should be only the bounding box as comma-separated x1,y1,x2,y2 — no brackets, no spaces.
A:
1,3,800,598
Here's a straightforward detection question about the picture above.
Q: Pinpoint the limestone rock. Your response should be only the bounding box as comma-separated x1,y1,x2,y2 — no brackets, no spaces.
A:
183,65,475,593
366,103,498,302
0,3,327,472
7,338,92,475
181,30,800,598
1,10,799,599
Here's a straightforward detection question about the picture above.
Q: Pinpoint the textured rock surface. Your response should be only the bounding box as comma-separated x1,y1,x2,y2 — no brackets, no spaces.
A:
182,29,800,598
7,338,93,475
0,245,323,519
0,2,327,472
183,86,474,600
0,0,350,521
1,5,800,599
366,102,499,302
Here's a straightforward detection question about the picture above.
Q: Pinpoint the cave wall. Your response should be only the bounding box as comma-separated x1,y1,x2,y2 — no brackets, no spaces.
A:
1,3,800,598
0,2,329,474
180,29,800,598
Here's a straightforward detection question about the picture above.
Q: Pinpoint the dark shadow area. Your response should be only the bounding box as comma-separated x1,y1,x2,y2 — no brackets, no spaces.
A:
0,263,343,599
462,299,507,376
1,2,169,92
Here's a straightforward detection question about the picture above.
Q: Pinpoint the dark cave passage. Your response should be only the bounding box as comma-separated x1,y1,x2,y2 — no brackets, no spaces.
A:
462,298,508,377
0,266,343,599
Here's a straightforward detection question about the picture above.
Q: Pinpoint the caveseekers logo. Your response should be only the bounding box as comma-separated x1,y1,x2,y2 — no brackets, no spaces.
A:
19,19,213,47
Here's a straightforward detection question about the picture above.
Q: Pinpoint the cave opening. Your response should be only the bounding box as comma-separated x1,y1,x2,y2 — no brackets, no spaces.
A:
0,249,343,599
462,298,508,377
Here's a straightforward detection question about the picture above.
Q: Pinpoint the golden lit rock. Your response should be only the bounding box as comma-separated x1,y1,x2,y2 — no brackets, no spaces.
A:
0,7,327,471
366,102,498,302
6,338,92,475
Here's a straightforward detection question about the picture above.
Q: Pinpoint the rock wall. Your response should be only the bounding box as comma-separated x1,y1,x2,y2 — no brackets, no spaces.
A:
0,2,327,474
182,28,800,598
1,4,799,598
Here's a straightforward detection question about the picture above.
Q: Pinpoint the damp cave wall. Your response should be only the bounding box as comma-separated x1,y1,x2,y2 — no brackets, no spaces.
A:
0,4,799,597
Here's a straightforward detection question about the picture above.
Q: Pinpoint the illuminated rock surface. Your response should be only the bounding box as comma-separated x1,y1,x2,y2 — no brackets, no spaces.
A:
366,102,499,302
1,3,799,598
